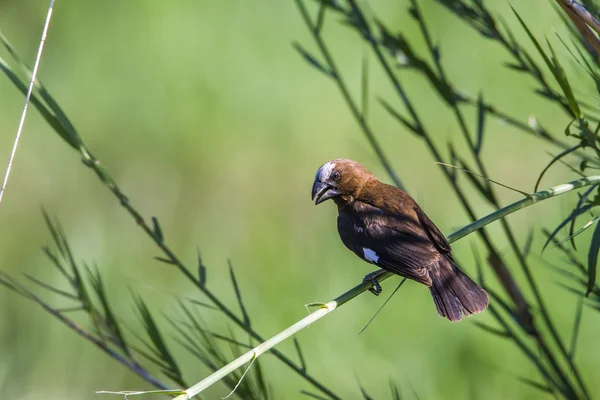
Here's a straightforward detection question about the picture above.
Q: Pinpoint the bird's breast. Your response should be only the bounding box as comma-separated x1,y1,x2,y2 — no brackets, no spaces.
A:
336,211,367,258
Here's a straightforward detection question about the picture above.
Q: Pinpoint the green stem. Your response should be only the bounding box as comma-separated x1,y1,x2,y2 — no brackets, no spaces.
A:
294,0,405,191
448,175,600,242
80,151,343,400
173,175,600,399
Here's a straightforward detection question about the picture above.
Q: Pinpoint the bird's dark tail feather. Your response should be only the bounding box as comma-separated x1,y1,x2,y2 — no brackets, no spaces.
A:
428,257,489,322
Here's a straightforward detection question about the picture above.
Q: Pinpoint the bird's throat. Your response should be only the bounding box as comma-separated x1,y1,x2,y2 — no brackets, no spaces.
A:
333,194,354,210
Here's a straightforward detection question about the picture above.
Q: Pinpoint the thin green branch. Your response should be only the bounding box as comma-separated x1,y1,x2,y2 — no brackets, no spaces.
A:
348,0,532,338
172,175,600,399
0,21,341,399
80,148,341,400
295,0,405,191
0,274,168,390
402,3,590,395
450,175,600,242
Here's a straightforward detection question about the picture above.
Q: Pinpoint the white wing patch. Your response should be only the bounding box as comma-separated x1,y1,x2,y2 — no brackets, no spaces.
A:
363,248,379,263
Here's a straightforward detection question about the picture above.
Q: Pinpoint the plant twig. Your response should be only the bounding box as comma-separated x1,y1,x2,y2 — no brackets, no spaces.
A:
293,0,405,191
0,22,342,397
0,273,168,390
171,175,600,399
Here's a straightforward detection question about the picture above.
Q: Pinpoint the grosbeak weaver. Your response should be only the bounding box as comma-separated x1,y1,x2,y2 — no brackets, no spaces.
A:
311,158,489,321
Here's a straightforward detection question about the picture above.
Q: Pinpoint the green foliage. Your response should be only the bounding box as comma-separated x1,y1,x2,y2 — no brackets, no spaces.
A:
2,0,600,399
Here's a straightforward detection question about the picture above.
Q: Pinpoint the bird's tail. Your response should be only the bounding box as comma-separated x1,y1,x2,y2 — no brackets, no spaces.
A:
428,257,489,322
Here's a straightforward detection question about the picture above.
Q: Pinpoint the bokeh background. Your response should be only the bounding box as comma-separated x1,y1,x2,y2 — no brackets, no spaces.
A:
0,0,596,399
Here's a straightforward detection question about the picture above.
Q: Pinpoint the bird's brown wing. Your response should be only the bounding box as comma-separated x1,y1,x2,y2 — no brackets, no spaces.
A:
364,220,437,286
412,205,452,255
338,202,439,285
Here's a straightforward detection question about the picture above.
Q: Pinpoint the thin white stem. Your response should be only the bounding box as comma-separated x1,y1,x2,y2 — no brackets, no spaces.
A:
0,0,55,205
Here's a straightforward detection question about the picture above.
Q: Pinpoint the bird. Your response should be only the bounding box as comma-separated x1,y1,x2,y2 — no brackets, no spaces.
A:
311,158,489,321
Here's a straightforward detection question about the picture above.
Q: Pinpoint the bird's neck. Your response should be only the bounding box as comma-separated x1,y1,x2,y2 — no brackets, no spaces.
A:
333,194,354,210
341,179,410,213
333,178,381,211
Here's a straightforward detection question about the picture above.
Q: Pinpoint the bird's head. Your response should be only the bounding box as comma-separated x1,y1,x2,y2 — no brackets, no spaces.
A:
311,158,374,205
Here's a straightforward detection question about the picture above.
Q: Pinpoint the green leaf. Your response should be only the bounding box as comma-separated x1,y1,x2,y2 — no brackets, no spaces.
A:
292,42,335,78
0,32,83,149
534,143,582,192
154,256,175,265
358,382,374,400
314,0,328,34
586,221,600,296
472,321,509,338
542,204,592,252
197,248,207,288
378,98,420,136
555,282,587,298
556,33,600,88
23,274,77,300
521,229,534,260
88,266,131,357
559,216,600,250
134,295,184,386
300,391,330,400
42,209,65,258
293,337,307,373
569,296,585,361
377,23,453,104
389,379,401,400
41,246,73,285
546,39,581,118
579,119,599,152
512,8,580,118
309,0,344,13
55,225,94,317
229,260,252,329
361,49,369,122
516,377,554,394
151,217,163,243
0,271,31,298
475,93,486,154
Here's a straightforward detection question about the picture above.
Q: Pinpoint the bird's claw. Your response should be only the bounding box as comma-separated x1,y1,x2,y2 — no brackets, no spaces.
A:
363,272,382,296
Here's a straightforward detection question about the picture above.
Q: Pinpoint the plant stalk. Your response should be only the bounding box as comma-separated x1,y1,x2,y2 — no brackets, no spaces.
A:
174,175,600,399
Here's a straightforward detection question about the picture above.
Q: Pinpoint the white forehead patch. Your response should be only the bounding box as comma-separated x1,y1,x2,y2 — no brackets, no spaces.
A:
318,161,336,181
363,248,379,263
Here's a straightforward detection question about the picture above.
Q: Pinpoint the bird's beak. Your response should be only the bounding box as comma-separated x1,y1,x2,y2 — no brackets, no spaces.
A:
312,180,339,205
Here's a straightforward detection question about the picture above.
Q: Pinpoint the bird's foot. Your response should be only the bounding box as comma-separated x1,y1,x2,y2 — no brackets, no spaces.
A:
363,271,382,296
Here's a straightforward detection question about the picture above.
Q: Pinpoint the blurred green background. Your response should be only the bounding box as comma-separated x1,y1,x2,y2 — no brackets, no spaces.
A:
0,0,596,399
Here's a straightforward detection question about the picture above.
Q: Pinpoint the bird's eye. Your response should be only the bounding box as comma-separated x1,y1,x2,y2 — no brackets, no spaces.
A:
331,171,340,181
